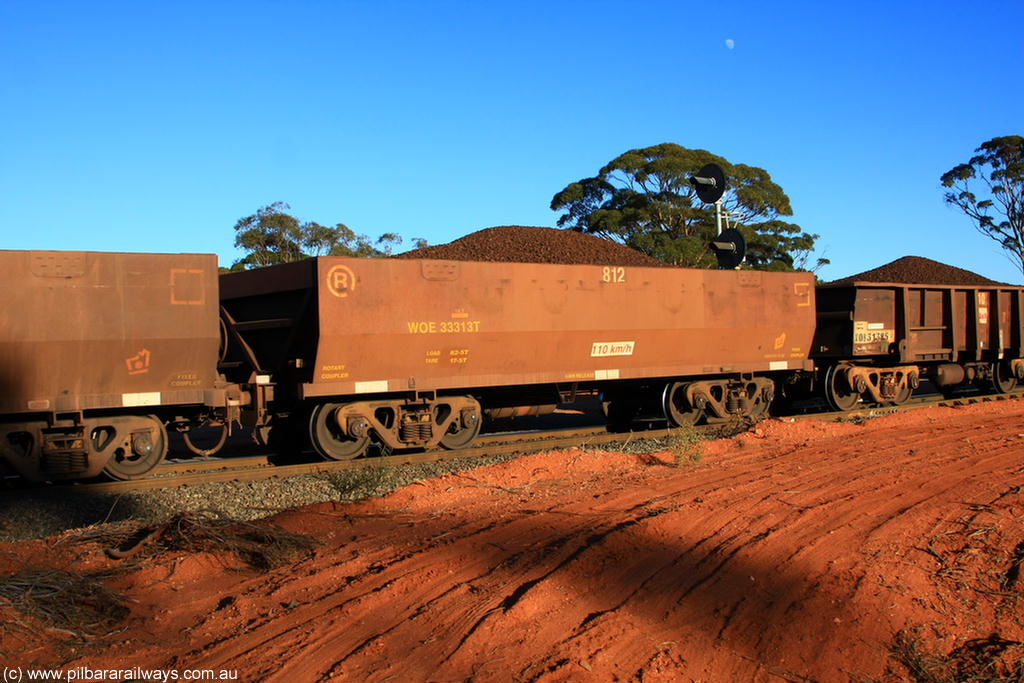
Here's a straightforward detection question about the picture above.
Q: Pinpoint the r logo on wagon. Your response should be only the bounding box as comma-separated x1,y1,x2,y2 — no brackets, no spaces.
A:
327,265,356,298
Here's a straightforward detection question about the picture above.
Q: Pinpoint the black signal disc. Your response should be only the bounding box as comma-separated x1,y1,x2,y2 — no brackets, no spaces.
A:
714,228,746,269
691,163,726,204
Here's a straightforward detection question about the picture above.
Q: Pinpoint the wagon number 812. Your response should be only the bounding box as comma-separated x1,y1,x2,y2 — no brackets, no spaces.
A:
602,266,626,283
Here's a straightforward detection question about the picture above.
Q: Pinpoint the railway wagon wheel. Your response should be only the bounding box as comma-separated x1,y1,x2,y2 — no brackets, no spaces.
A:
990,360,1017,394
309,403,370,460
662,382,704,427
824,365,860,412
437,400,482,450
102,414,169,481
890,382,913,405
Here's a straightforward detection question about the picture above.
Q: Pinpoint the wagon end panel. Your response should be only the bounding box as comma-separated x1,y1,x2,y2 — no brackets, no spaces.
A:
218,259,319,391
812,285,903,360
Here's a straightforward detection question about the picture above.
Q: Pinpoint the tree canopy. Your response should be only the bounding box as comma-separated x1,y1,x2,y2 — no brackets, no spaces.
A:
940,135,1024,278
550,143,824,271
231,202,420,270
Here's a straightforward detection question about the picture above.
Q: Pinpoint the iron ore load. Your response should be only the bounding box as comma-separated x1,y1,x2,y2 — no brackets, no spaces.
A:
1,229,1022,483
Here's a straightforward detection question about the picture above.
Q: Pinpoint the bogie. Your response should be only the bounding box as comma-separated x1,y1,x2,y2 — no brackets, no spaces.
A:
305,396,483,460
0,414,169,481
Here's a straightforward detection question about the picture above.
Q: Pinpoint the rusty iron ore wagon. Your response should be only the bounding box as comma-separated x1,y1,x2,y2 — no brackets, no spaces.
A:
813,278,1024,410
218,257,817,460
4,244,1024,483
0,250,243,481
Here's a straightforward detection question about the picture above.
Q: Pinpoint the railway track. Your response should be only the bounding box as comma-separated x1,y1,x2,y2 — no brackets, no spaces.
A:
7,389,1020,498
9,424,620,496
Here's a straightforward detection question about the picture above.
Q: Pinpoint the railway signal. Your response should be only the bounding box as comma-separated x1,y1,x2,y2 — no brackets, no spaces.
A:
690,163,746,269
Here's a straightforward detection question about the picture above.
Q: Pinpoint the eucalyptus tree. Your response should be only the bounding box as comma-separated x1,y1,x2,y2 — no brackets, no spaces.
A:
551,143,824,271
941,135,1024,278
231,202,416,270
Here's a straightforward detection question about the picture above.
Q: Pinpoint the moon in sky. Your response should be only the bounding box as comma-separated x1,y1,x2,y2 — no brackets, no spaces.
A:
725,38,735,49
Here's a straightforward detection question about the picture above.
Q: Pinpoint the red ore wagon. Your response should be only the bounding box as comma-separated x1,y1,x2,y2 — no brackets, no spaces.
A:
219,257,817,459
814,272,1024,410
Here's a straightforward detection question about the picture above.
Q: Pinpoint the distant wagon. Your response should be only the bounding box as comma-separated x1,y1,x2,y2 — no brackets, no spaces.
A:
814,273,1024,409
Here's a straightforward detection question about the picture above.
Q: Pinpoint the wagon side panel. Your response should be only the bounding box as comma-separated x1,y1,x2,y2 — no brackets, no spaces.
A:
304,258,816,398
812,281,1024,365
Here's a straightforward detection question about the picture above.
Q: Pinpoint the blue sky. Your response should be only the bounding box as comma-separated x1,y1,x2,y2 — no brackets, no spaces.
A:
2,1,1022,282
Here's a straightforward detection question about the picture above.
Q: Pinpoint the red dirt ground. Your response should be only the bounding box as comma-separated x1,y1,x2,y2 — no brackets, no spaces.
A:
4,400,1024,682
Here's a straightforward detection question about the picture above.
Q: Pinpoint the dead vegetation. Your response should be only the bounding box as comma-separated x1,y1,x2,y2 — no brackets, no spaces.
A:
920,490,1024,614
87,509,321,569
868,630,1024,683
867,489,1024,682
1,511,320,655
0,568,128,638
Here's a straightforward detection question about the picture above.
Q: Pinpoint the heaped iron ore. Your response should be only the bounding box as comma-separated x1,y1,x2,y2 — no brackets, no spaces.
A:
823,256,1003,288
393,226,669,267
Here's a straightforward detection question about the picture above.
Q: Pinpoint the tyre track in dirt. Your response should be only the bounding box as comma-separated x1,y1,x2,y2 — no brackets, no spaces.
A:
9,401,1024,682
